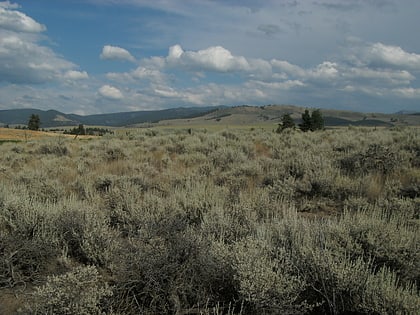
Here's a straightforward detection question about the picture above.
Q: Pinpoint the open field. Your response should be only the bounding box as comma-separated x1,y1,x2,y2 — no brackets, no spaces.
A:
0,126,419,314
0,128,97,142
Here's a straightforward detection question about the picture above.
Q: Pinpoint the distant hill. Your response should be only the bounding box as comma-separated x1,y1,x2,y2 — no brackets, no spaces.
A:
0,107,223,128
153,105,420,127
394,110,420,115
0,105,419,128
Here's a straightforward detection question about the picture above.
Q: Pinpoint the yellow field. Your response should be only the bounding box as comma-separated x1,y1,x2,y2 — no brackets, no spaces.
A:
0,128,96,141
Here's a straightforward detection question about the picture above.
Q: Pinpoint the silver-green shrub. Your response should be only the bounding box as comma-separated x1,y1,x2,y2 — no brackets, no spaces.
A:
28,265,112,315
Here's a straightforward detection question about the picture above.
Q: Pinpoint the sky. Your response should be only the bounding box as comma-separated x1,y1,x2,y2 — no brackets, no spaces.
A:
1,0,420,115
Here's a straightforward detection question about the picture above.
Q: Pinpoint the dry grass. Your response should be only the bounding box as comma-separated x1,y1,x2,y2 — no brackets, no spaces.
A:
0,126,418,314
0,128,96,141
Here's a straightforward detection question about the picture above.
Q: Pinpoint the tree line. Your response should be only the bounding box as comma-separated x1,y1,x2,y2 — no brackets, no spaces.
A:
9,114,112,136
22,111,323,134
277,109,325,133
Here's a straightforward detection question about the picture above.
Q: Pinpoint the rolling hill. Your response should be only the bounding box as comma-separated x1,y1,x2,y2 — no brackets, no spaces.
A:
0,107,223,128
0,105,419,128
150,105,420,127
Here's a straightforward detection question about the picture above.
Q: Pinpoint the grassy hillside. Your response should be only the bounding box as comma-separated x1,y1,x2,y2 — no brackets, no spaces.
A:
2,105,419,128
149,105,420,128
0,126,419,314
0,107,223,128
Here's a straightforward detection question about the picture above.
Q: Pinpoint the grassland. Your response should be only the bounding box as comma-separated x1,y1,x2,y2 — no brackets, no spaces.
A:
139,105,420,128
0,128,96,142
0,126,419,314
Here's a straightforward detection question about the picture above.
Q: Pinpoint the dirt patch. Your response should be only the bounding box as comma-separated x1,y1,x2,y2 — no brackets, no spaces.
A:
0,289,28,315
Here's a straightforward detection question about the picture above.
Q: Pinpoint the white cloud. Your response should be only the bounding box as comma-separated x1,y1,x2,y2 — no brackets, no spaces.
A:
166,44,273,78
250,79,306,90
106,66,168,85
344,68,414,85
98,85,123,100
96,40,420,112
0,34,75,84
0,1,20,9
271,59,306,77
63,70,89,80
100,45,136,62
167,44,250,72
0,6,46,33
131,67,167,82
0,4,86,85
346,40,420,71
309,61,339,80
367,43,420,70
271,59,338,81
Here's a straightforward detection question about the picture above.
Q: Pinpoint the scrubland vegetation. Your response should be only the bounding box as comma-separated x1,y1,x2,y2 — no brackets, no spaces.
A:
0,126,419,314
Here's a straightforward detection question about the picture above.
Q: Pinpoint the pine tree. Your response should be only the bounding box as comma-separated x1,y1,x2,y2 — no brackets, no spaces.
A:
299,109,325,132
311,109,324,131
28,114,41,131
277,113,295,133
299,109,312,132
77,124,86,135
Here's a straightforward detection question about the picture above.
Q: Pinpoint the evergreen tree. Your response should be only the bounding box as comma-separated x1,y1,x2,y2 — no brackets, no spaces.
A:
28,114,41,131
277,113,295,133
311,109,324,131
299,109,312,132
299,109,325,132
77,124,86,135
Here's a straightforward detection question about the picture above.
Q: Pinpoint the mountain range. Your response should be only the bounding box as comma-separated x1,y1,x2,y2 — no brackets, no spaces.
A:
0,105,419,128
0,107,222,128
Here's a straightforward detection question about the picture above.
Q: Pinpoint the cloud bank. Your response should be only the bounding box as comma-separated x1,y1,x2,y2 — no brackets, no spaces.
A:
0,5,45,32
1,0,420,114
0,3,86,85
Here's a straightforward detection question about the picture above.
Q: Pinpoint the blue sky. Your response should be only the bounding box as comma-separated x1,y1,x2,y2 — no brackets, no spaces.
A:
1,0,420,114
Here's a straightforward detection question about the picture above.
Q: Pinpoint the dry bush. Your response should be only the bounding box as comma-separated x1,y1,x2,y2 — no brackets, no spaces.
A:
0,190,60,288
26,265,112,315
232,238,313,314
54,204,119,267
0,126,419,314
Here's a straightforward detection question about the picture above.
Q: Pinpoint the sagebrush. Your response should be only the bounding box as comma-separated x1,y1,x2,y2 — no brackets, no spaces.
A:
0,126,419,314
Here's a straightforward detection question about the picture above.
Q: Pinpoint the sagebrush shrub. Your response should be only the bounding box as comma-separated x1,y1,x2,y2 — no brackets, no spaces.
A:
28,265,112,315
232,239,313,314
0,125,418,314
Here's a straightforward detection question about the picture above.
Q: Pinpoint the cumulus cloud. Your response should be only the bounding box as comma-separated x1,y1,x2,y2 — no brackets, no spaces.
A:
0,6,46,33
97,39,420,113
0,34,75,84
271,59,306,77
271,59,338,81
310,62,339,80
100,45,136,62
167,44,249,72
166,44,272,78
344,68,414,85
366,42,420,70
0,4,87,85
98,85,123,100
63,70,89,80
